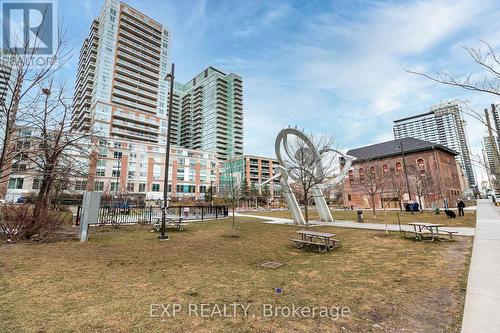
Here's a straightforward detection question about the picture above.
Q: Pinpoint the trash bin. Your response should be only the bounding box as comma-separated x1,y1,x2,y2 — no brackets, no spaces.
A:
357,210,363,223
435,207,440,215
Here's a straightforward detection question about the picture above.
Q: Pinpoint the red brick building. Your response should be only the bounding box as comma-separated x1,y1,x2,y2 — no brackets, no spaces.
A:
343,138,464,209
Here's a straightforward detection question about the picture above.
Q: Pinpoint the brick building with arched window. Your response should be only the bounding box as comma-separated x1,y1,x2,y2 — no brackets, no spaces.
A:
342,138,466,209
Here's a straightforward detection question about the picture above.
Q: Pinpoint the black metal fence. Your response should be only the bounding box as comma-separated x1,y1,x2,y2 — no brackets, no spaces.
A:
76,205,228,226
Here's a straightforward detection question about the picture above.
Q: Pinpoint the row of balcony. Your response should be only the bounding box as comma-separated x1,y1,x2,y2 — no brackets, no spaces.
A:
112,118,159,134
111,126,158,142
115,57,159,81
118,29,160,56
120,19,162,47
112,87,157,108
117,43,160,67
113,79,158,100
112,96,157,114
121,12,162,39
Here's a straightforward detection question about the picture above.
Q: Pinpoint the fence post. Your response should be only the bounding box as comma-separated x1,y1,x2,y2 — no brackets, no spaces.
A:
201,205,204,221
149,206,152,223
76,205,81,226
216,206,218,219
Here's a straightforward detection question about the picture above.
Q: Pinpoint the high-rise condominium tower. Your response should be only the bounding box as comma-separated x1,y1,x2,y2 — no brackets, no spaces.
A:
393,100,476,187
0,60,18,151
72,0,170,145
171,67,243,161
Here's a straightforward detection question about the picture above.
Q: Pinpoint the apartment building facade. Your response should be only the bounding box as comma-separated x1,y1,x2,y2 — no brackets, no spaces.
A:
221,155,281,200
0,59,18,152
72,0,171,146
172,67,243,161
5,130,219,202
393,100,476,187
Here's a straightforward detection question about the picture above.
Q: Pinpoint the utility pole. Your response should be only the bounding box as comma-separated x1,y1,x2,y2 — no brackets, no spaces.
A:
159,63,175,241
399,140,412,202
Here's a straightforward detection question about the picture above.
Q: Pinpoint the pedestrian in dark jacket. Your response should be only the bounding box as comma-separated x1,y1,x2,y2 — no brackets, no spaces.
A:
457,199,465,216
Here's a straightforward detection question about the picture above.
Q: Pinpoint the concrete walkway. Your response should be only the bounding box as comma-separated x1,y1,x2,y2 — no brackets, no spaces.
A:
461,199,500,332
236,213,475,237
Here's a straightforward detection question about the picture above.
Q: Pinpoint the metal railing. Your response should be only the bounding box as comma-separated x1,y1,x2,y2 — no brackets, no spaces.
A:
76,205,228,226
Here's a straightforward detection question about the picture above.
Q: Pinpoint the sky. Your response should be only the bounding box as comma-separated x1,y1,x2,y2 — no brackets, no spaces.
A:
59,0,500,184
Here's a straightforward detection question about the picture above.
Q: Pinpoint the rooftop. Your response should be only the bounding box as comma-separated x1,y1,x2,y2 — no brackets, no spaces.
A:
347,137,458,161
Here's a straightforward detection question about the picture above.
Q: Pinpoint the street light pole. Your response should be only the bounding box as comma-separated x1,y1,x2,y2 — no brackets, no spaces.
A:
159,63,175,241
399,140,412,202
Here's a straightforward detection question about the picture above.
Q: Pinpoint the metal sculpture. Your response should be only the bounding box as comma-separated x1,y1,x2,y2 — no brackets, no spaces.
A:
261,128,353,225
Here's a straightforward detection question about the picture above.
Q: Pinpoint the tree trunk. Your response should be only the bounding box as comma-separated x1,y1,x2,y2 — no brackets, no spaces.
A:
371,196,376,217
232,201,235,235
304,194,309,228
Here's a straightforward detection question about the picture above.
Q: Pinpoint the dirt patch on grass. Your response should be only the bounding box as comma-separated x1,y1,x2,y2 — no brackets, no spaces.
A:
0,218,471,332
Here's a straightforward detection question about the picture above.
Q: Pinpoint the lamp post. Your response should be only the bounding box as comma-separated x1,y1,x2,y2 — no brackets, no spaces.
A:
399,140,412,202
159,63,175,241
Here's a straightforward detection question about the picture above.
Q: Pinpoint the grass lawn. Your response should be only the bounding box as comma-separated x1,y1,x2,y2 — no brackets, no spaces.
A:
1,217,471,332
245,209,476,228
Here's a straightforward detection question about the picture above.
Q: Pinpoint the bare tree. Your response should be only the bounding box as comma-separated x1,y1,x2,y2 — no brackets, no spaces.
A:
387,167,407,211
0,25,72,192
352,161,388,217
406,40,500,98
219,163,243,235
20,81,98,225
285,133,339,226
408,167,433,211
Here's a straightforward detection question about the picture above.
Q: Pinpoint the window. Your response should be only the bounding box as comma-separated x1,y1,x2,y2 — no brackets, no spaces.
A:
32,178,41,190
98,149,107,157
347,194,352,201
396,162,402,172
139,183,146,192
348,170,354,185
382,164,388,174
359,168,364,182
110,182,119,192
370,166,376,175
152,183,160,192
417,158,425,175
112,170,121,177
94,181,104,191
199,185,206,193
127,183,134,192
113,151,123,159
8,178,24,189
97,159,106,167
96,169,105,177
74,181,87,191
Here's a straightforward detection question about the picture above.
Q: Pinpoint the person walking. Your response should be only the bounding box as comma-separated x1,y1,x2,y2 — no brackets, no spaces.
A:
457,199,465,217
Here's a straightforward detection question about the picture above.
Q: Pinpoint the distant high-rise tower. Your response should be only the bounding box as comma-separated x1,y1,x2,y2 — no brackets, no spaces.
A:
482,136,499,176
172,67,243,161
0,60,18,151
72,0,170,145
393,100,476,187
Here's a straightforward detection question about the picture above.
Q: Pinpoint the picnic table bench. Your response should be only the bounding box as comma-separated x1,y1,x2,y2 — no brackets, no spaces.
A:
405,222,458,242
153,217,188,231
291,230,341,252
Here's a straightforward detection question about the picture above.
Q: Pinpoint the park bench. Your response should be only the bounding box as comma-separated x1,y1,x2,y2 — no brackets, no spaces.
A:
153,217,188,231
406,223,457,242
291,230,341,252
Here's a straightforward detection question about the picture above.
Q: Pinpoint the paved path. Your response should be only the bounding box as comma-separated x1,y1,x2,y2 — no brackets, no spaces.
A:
461,199,500,332
236,213,475,237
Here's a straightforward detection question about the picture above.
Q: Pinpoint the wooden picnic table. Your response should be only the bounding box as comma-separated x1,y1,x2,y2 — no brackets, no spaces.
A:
406,222,457,242
291,230,341,252
153,217,188,231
